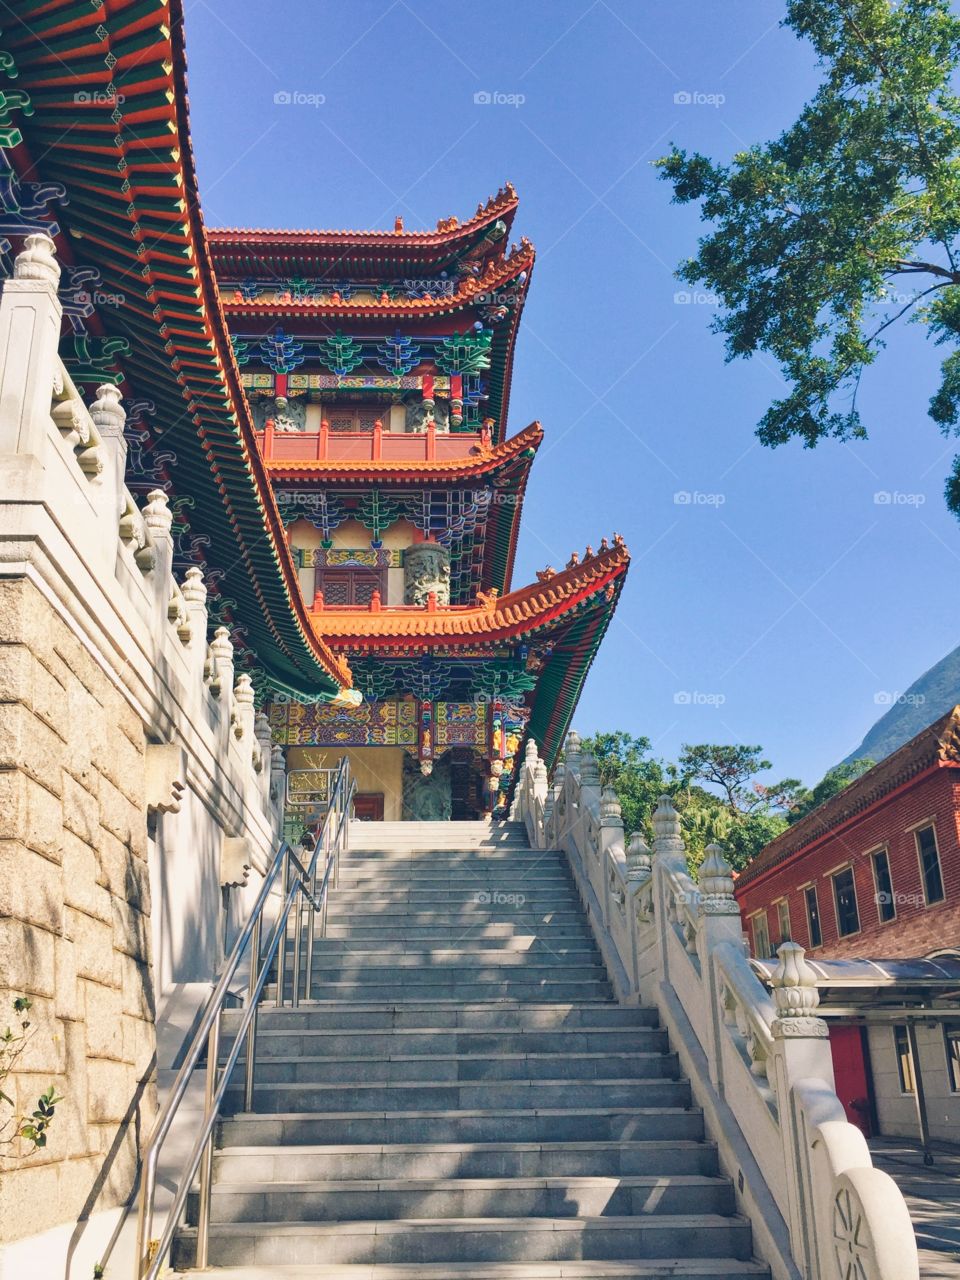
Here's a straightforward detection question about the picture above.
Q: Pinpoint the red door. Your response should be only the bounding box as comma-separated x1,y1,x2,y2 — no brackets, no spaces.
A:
830,1024,873,1137
353,793,384,821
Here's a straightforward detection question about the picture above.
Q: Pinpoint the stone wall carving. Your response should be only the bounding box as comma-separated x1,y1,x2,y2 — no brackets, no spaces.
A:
403,541,451,605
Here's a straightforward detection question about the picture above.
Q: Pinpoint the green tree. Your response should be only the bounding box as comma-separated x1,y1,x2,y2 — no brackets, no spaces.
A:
677,742,802,869
580,732,667,839
657,0,960,513
786,756,876,822
582,734,800,871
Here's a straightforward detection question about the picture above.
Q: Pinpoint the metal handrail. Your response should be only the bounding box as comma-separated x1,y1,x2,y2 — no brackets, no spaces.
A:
133,758,356,1279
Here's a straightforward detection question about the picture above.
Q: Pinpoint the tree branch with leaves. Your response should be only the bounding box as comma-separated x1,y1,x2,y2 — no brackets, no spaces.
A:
1,997,63,1154
657,0,960,513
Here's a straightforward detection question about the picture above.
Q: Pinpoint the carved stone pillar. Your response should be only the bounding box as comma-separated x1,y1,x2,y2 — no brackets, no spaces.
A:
0,233,63,458
181,566,208,682
233,673,256,746
142,488,173,609
403,541,450,605
767,941,835,1276
89,382,127,525
694,841,744,1093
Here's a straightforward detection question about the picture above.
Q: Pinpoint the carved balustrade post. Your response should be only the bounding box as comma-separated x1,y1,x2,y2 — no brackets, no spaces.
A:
651,795,688,982
254,711,274,801
598,786,624,925
564,730,582,778
89,382,127,528
270,744,287,823
181,566,209,685
0,233,62,460
622,831,653,993
767,941,833,1277
141,489,174,630
544,760,565,843
233,673,256,748
209,627,235,751
695,843,743,1092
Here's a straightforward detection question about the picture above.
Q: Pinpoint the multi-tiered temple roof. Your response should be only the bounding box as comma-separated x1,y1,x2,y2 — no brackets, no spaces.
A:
0,0,629,814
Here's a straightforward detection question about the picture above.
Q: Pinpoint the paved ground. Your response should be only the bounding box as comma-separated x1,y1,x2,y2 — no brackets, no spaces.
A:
869,1137,960,1279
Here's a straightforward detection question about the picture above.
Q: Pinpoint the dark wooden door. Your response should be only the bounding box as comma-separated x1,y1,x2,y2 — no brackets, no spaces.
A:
353,792,385,821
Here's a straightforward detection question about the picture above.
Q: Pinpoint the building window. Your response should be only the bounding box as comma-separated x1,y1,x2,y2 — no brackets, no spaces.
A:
832,867,860,937
871,847,896,923
804,885,822,948
776,899,791,943
325,402,384,433
915,824,945,905
751,911,771,959
315,568,385,606
894,1025,915,1095
944,1025,960,1092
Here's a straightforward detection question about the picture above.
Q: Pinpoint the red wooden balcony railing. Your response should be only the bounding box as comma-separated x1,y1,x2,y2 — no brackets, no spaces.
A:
257,419,486,464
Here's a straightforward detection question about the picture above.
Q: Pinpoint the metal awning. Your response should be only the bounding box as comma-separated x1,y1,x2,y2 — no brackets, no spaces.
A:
750,954,960,1016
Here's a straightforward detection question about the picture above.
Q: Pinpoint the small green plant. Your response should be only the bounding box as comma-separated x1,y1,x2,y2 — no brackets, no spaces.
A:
0,996,63,1153
92,1263,105,1279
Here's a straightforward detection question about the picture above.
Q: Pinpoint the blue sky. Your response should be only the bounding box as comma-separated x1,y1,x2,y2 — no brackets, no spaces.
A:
184,0,959,787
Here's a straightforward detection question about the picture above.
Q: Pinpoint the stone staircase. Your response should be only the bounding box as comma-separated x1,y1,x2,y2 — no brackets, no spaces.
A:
172,821,769,1279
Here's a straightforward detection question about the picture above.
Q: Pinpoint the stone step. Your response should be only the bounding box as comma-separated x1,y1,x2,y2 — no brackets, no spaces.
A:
344,848,543,860
333,876,574,890
262,981,615,1003
173,823,762,1280
171,1214,754,1268
171,1261,769,1280
235,1050,679,1085
212,1139,720,1182
324,910,589,926
340,849,561,861
219,1106,705,1147
190,1174,735,1224
322,924,597,941
327,896,583,906
273,963,609,985
222,1003,660,1033
306,942,601,959
335,866,571,880
221,1025,669,1058
223,1078,691,1115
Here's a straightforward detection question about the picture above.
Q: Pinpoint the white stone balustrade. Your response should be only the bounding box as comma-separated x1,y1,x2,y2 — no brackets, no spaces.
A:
0,235,283,993
513,734,919,1280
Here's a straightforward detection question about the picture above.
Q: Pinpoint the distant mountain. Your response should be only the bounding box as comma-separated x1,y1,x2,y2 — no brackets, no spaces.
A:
843,644,960,765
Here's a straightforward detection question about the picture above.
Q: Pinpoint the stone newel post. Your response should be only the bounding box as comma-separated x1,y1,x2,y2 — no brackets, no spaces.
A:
695,842,744,1092
0,233,63,459
270,744,287,823
142,488,173,617
651,796,687,982
89,381,127,526
767,940,834,1269
232,673,256,748
181,566,209,684
564,730,582,777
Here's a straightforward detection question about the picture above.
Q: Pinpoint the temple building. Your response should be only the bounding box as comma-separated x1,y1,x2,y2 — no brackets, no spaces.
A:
207,198,629,821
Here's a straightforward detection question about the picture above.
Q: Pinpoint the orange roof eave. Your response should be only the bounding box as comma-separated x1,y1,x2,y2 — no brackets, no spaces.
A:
208,187,519,252
221,246,535,319
309,541,630,645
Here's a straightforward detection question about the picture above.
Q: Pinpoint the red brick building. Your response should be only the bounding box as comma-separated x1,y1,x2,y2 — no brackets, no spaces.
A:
735,707,960,960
